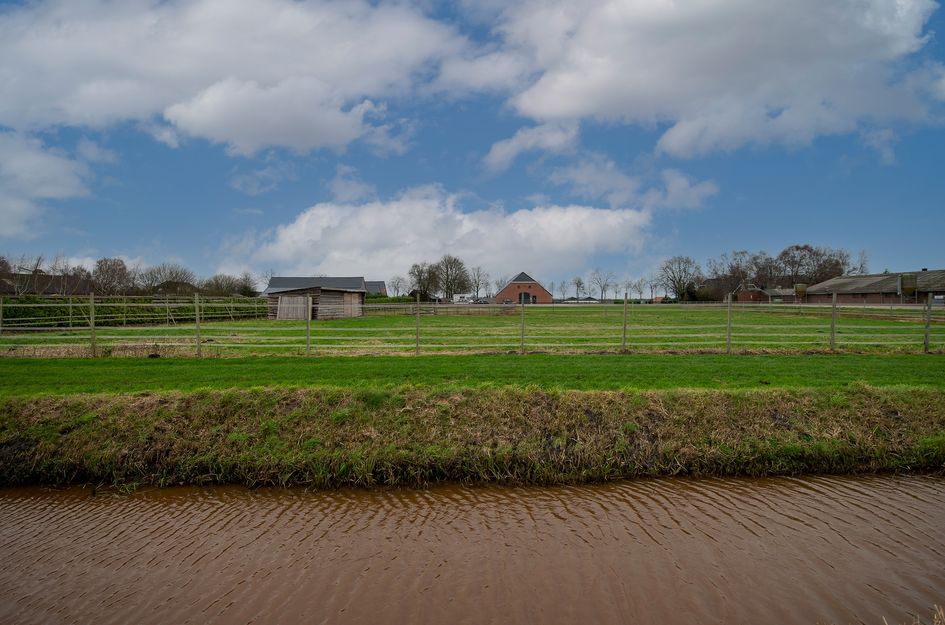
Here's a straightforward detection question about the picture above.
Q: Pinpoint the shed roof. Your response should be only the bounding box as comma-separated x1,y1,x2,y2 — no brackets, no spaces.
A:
263,276,366,295
364,280,387,295
807,269,945,295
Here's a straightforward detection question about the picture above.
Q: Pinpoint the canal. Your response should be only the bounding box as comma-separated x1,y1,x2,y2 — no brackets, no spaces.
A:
1,475,943,624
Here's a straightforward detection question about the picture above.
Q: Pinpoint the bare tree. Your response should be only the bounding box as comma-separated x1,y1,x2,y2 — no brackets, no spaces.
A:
706,250,752,297
493,276,509,296
0,255,11,275
548,281,556,302
571,276,585,298
851,250,869,276
657,256,702,301
435,254,471,300
469,266,489,299
589,268,615,301
409,262,441,300
200,273,243,296
10,255,45,294
388,275,406,297
137,263,197,293
93,257,132,295
631,278,646,301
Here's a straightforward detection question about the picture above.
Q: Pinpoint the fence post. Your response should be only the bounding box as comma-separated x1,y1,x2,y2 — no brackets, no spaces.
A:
520,301,526,355
123,296,127,326
726,294,733,354
195,293,202,358
90,293,96,357
415,291,421,355
0,296,4,337
925,293,932,354
830,292,838,350
621,291,629,353
68,296,73,328
306,294,312,356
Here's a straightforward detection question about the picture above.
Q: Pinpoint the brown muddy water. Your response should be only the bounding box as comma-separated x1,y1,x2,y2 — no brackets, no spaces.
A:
1,476,943,625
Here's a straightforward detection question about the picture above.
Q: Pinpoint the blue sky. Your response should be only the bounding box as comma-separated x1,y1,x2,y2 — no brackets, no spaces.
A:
1,0,943,287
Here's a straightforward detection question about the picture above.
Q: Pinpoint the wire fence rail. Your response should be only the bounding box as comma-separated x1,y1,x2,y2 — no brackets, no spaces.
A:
0,294,942,357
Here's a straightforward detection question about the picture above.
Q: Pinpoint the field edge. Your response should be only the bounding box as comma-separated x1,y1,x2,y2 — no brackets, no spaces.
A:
2,385,944,488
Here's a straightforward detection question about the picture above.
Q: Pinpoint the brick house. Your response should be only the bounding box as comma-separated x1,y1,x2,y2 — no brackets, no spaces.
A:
494,272,553,304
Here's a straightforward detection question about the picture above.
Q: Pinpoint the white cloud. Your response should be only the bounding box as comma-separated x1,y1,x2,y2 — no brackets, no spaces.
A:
328,165,376,202
551,154,718,210
230,157,298,196
861,128,899,165
472,0,942,157
0,0,464,154
232,185,650,279
76,138,118,164
0,133,91,238
484,123,578,172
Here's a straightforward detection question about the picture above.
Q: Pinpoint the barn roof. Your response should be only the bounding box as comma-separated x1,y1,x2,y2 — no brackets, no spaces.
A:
364,280,387,295
510,272,537,283
263,276,366,295
807,269,945,295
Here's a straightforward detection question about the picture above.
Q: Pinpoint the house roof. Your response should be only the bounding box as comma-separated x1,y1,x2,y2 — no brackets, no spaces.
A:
510,272,537,283
807,269,945,295
0,273,94,295
763,288,796,297
263,276,366,295
364,280,387,295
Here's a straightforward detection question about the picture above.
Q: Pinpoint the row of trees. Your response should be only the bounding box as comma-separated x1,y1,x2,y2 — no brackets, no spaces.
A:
388,255,492,301
0,254,257,297
656,244,868,301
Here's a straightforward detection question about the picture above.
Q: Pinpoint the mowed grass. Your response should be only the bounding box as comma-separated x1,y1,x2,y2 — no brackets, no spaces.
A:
2,303,943,355
0,353,942,397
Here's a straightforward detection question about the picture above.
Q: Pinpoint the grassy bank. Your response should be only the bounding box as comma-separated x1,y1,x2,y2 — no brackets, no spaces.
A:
2,386,943,488
1,354,944,396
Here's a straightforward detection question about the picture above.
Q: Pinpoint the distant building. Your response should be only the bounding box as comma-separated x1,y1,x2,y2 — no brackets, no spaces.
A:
806,269,945,305
365,280,387,296
736,286,798,304
494,272,554,304
0,272,93,296
262,276,367,319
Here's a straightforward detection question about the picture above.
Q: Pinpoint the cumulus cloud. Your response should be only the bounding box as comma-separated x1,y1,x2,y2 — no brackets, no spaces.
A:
231,185,650,279
551,154,718,210
0,133,91,238
484,123,578,172
328,165,376,202
0,0,464,154
470,0,942,157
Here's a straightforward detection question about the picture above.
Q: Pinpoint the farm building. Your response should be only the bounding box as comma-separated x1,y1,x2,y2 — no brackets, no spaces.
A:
365,280,387,296
736,286,798,304
0,271,94,296
262,276,367,319
806,269,945,305
494,272,554,304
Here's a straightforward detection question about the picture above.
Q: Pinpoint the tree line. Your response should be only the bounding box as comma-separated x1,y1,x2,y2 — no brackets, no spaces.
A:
655,244,868,302
0,254,257,297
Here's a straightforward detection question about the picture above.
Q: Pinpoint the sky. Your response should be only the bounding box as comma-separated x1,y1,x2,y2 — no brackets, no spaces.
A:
0,0,943,288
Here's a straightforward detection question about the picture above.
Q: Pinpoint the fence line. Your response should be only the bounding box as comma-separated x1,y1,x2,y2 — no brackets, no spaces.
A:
0,295,942,357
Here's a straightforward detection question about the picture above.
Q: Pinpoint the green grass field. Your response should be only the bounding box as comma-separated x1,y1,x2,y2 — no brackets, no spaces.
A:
2,303,943,356
1,353,942,396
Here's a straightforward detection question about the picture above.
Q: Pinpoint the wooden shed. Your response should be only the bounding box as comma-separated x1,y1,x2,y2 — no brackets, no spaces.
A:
262,277,367,320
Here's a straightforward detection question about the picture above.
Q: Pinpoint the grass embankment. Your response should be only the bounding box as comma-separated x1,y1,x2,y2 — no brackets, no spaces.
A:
1,385,944,488
1,354,943,487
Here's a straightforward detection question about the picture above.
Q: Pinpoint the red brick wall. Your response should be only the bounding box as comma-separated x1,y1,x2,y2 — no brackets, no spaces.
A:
494,282,553,304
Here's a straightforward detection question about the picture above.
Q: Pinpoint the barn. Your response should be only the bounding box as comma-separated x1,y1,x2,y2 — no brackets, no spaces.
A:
806,269,945,305
262,277,367,319
494,272,554,304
